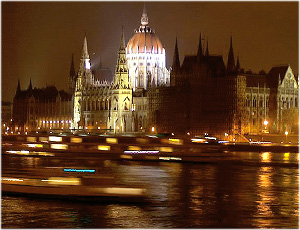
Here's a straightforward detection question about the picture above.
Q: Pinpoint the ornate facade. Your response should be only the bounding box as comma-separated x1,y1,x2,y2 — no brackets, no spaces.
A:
12,80,72,133
11,7,298,136
70,8,169,132
126,6,170,91
149,34,299,138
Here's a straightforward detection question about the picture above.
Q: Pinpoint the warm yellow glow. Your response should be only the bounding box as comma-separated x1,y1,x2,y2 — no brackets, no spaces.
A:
120,154,133,159
85,60,91,69
106,138,118,144
39,137,48,142
43,177,81,185
261,152,271,163
6,150,30,155
70,137,82,143
2,177,24,182
285,131,288,136
98,145,111,151
101,187,145,195
191,138,206,143
26,136,37,142
27,144,43,148
128,146,142,151
49,136,62,142
50,144,68,150
159,156,182,161
152,126,155,132
160,147,173,152
264,120,268,126
283,152,290,161
168,138,183,145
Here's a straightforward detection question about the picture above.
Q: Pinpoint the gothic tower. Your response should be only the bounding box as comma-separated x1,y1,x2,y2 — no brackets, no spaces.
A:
68,54,76,94
108,28,133,133
73,35,93,129
171,37,181,86
227,36,236,74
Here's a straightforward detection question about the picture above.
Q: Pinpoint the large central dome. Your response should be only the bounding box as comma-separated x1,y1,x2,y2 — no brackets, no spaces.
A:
126,8,164,54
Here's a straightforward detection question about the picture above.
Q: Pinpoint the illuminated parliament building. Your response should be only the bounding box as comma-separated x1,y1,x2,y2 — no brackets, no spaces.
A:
12,7,298,138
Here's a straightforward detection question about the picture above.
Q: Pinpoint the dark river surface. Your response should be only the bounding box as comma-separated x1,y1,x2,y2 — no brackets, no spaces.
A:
1,151,299,228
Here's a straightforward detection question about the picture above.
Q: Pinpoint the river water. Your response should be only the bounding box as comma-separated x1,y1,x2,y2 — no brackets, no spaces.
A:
1,151,299,228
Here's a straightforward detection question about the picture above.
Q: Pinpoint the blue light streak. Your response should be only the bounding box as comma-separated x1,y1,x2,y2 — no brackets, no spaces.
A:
63,168,95,173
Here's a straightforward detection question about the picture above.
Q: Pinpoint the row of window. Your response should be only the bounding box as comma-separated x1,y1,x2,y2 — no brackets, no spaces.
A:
246,97,269,108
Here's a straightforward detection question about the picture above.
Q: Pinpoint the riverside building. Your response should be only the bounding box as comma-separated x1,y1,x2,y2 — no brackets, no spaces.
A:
11,7,298,138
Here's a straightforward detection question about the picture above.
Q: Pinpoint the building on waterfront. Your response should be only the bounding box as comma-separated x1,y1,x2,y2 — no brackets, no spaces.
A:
11,7,298,137
69,7,169,132
12,80,73,133
148,34,299,139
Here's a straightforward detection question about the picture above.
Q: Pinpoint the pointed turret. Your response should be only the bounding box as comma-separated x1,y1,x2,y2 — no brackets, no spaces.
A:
227,36,235,74
141,3,149,26
82,35,89,60
28,79,32,91
119,26,126,50
205,40,209,56
172,37,180,72
16,79,21,95
70,54,76,79
79,35,91,72
113,27,130,89
196,32,203,59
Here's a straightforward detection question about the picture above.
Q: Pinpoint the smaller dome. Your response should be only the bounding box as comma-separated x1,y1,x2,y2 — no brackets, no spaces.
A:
126,26,164,55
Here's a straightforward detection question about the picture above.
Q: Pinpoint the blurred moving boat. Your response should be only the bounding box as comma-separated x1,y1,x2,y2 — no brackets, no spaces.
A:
1,175,147,203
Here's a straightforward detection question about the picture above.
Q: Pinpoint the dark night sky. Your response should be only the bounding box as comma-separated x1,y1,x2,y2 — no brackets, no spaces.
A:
2,1,299,102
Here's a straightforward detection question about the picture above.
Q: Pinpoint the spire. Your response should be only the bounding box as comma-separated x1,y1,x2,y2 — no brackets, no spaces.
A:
196,32,203,59
79,35,91,71
172,37,180,72
227,36,235,73
119,26,126,50
205,40,209,56
70,54,76,79
113,27,130,89
28,78,32,91
16,79,21,95
141,3,149,26
81,34,89,59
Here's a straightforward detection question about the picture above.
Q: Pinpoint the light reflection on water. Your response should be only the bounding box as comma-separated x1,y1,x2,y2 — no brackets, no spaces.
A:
1,152,299,228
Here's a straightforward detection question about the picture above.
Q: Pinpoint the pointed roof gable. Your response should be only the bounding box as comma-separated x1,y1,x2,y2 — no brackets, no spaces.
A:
266,65,289,89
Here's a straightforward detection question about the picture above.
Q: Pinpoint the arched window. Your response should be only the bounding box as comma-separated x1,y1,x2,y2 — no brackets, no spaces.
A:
253,97,257,107
246,96,250,107
259,97,263,107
